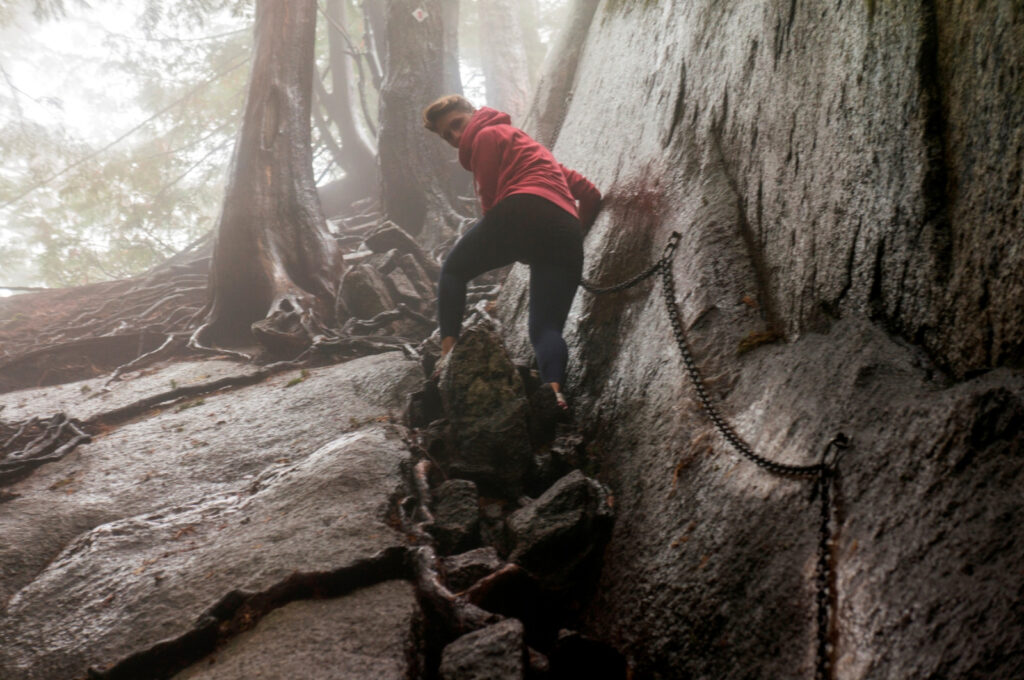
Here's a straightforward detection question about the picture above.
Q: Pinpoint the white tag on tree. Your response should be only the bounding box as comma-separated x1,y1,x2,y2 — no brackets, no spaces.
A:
412,8,429,22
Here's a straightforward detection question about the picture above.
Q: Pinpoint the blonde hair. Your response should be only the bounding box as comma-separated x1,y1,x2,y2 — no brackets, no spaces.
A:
422,94,475,132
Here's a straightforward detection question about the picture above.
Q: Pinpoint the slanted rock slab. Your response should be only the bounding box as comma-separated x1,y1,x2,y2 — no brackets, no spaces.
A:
396,253,436,298
0,352,419,607
0,358,264,422
173,580,419,680
0,425,411,680
439,618,526,680
386,266,424,305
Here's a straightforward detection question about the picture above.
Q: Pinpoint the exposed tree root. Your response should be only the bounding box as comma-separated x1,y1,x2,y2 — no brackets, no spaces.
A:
187,322,254,362
462,563,529,606
0,332,170,393
0,156,490,398
339,303,434,337
309,333,418,360
104,334,189,386
0,243,211,389
251,293,335,358
409,545,502,637
87,360,305,431
0,414,91,485
413,459,436,524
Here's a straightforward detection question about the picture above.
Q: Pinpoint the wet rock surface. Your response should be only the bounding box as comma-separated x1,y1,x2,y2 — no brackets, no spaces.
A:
430,479,481,555
575,315,1024,679
439,618,526,680
0,353,419,599
0,353,420,679
0,318,622,679
507,470,613,587
337,263,396,320
442,547,503,593
0,359,264,423
400,322,621,677
172,580,418,680
4,1,1018,677
436,326,533,497
526,380,571,448
0,424,410,680
491,3,1024,677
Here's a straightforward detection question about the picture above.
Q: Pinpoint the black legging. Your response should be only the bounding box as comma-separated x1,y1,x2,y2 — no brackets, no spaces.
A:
439,193,584,386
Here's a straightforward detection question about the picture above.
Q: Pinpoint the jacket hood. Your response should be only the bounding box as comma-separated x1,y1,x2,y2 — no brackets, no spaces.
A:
458,107,512,170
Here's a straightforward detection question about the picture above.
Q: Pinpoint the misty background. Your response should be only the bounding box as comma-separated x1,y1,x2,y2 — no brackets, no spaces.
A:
0,0,568,291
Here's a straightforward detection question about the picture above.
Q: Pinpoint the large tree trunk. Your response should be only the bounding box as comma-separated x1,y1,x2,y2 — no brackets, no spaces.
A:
377,0,466,248
521,0,600,147
478,0,531,123
197,0,340,355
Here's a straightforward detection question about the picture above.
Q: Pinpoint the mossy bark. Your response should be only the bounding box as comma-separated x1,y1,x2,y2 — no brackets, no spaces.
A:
200,0,341,353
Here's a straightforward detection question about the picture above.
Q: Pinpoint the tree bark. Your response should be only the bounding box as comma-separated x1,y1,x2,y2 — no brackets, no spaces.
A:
315,0,380,218
377,0,466,247
361,0,387,89
518,0,545,85
327,0,378,168
521,0,600,147
478,0,531,123
198,0,341,354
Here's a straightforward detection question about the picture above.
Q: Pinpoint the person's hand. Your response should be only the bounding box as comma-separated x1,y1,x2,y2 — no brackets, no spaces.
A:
580,195,602,234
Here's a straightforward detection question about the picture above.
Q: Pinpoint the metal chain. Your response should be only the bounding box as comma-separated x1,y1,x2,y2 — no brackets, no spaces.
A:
581,260,662,294
815,461,834,680
580,232,681,294
582,231,850,680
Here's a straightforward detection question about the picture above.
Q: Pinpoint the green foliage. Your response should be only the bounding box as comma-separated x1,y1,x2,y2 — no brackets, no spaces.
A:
284,368,310,388
176,398,205,411
0,0,253,286
0,0,86,24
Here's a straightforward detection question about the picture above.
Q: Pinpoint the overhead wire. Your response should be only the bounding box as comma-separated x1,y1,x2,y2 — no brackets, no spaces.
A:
0,54,251,213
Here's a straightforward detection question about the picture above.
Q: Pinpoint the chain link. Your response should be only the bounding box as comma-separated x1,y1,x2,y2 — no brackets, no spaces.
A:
815,464,833,680
580,232,682,295
582,231,850,680
580,261,661,294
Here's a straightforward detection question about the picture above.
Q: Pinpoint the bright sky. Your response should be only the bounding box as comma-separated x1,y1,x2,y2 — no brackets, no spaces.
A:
0,5,147,292
0,1,247,292
1,4,146,143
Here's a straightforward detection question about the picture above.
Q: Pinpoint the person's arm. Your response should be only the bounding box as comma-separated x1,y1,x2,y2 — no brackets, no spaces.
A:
470,127,504,213
561,164,602,232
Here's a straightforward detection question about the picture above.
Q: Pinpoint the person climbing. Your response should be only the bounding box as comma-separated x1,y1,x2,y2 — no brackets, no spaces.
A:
423,94,601,410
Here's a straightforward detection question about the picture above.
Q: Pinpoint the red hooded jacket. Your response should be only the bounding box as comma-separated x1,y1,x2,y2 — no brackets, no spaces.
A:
457,107,601,230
